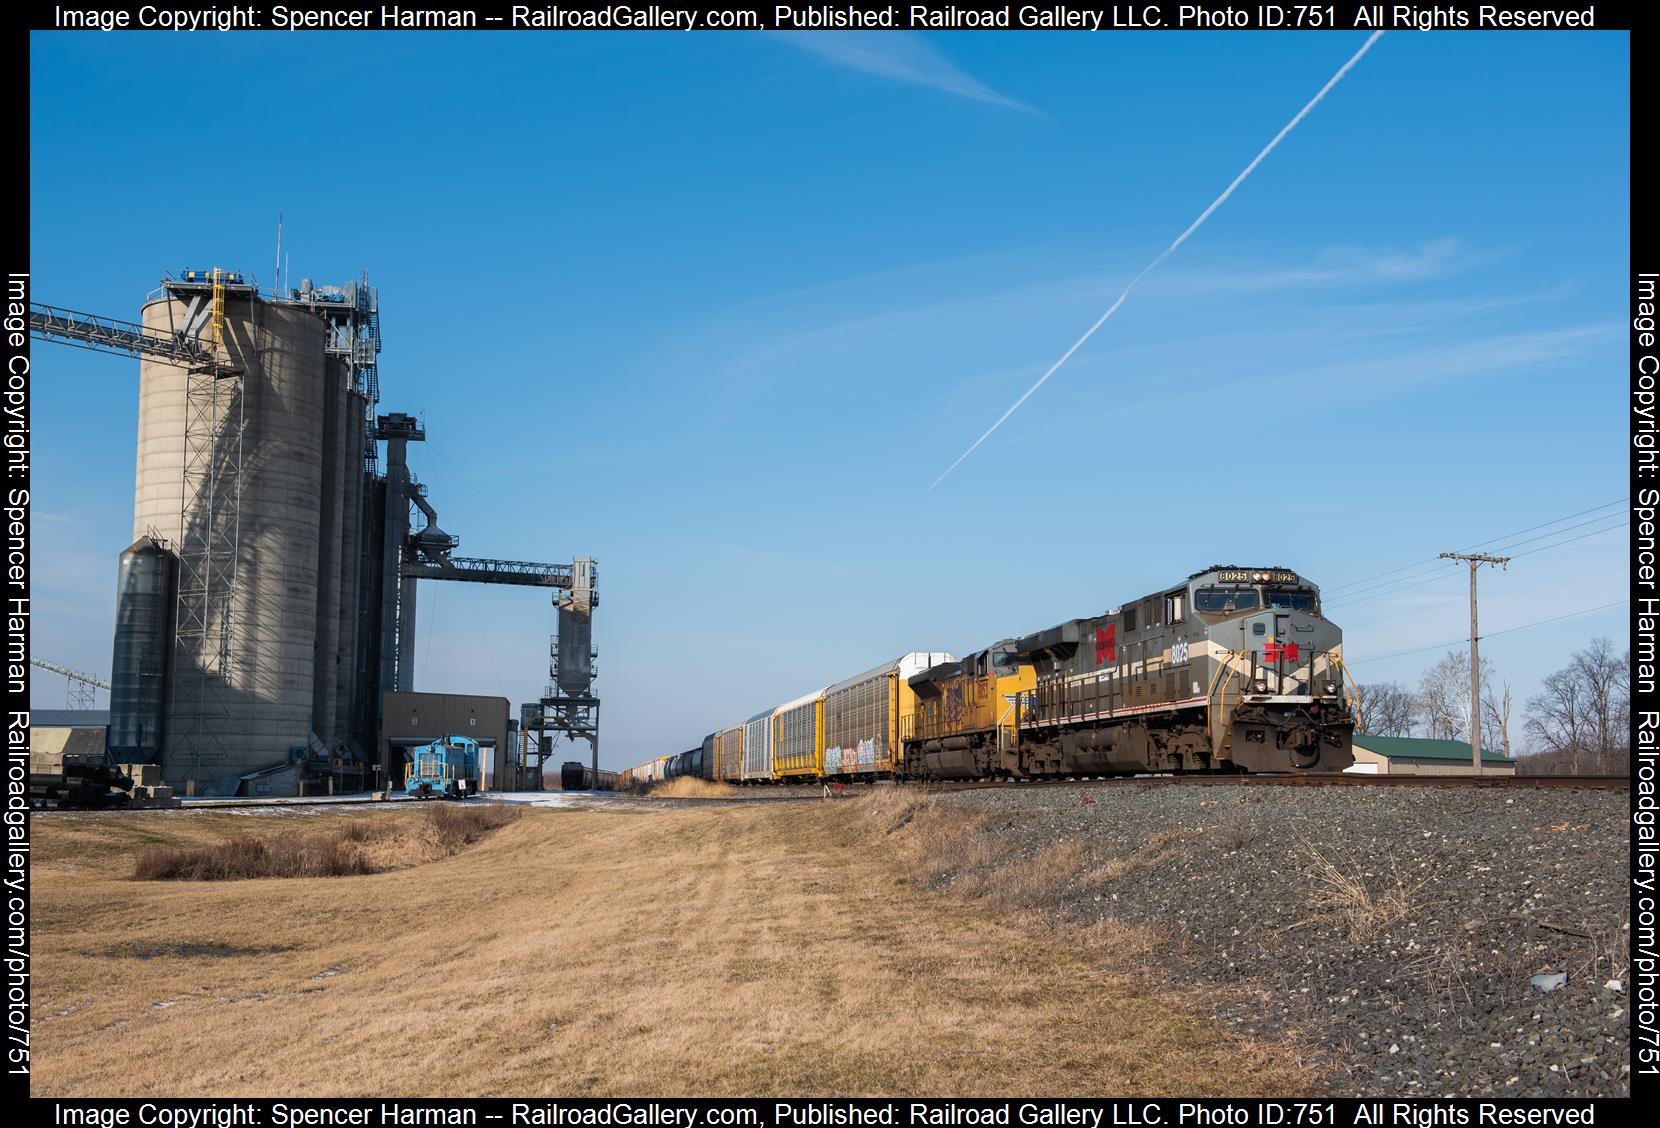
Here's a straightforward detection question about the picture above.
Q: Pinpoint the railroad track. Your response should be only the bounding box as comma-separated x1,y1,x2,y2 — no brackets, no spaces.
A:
44,774,1626,813
915,772,1629,793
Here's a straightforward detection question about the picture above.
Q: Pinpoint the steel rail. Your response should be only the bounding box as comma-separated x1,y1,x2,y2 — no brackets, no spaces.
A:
910,773,1630,793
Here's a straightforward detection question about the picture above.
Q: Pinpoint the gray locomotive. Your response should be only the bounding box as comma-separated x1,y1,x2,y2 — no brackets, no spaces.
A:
1009,565,1354,775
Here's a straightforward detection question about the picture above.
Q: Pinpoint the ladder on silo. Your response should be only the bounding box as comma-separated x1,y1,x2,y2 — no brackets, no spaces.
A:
172,268,246,794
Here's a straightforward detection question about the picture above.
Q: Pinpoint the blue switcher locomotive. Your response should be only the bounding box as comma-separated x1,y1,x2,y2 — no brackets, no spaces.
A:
404,735,480,799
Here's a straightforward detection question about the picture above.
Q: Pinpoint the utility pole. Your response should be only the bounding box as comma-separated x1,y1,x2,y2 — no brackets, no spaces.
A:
1438,552,1510,775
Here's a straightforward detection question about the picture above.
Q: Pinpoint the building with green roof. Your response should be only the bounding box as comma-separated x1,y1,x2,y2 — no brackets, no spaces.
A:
1348,734,1516,775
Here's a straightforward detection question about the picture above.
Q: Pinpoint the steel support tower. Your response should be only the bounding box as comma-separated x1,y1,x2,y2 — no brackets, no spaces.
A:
369,414,598,785
29,658,111,710
284,273,381,473
159,271,250,789
549,557,600,784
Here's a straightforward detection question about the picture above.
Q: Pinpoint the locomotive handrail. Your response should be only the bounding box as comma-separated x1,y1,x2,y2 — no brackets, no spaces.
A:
1205,648,1251,748
1329,650,1361,716
996,697,1017,755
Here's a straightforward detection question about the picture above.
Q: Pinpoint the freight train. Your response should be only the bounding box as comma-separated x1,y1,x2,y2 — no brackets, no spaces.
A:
621,566,1355,784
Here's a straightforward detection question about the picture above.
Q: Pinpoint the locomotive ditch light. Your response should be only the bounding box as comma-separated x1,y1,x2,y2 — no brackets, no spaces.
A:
1323,681,1338,695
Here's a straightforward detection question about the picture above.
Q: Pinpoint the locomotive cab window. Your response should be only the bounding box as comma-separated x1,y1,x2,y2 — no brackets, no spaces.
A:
1267,589,1319,613
1195,587,1260,613
1166,592,1185,622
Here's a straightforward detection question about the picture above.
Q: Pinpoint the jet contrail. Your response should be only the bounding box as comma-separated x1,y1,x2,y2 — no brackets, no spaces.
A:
928,31,1386,492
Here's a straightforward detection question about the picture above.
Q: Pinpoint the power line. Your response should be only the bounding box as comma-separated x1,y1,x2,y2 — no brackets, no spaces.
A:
466,587,508,701
1482,511,1629,556
1508,520,1628,560
1325,513,1627,610
1324,564,1461,611
1344,598,1630,665
423,443,557,562
1320,497,1627,597
421,582,438,688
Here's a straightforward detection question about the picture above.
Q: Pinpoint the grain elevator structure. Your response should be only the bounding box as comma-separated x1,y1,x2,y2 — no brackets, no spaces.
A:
37,268,603,796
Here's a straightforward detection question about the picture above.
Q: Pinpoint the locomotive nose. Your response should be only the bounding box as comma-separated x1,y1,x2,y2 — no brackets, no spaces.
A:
1237,607,1338,696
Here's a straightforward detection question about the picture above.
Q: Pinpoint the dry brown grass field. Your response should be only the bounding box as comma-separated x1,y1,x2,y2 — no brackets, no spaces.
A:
645,777,736,799
31,794,1315,1097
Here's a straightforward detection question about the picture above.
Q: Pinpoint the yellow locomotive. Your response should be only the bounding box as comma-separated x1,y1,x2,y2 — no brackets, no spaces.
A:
902,641,1036,779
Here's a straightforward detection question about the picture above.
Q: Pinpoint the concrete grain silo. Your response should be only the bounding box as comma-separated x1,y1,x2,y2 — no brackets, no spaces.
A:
130,281,357,793
333,383,370,744
310,355,348,745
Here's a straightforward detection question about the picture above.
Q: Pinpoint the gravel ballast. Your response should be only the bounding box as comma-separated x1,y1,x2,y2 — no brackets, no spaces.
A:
931,782,1629,1097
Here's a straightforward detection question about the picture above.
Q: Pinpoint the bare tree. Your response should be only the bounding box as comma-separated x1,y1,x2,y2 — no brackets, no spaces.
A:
1353,681,1416,736
1417,655,1462,740
1417,650,1500,746
1482,680,1513,759
1526,638,1631,773
1526,665,1588,772
1573,637,1629,772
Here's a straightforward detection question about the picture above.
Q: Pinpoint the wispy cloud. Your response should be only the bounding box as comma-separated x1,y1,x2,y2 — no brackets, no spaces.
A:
679,237,1542,397
775,32,1032,111
1150,238,1493,296
973,320,1622,448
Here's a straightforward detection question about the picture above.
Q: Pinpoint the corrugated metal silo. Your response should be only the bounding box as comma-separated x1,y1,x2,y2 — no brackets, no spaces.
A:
557,600,590,696
107,536,177,763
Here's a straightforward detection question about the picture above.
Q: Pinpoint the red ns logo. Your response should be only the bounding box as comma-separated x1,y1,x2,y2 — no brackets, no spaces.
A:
1263,640,1300,663
1095,623,1116,664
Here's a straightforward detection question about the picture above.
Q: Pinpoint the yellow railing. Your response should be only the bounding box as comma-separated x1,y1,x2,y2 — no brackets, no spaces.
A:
407,752,458,783
210,268,227,348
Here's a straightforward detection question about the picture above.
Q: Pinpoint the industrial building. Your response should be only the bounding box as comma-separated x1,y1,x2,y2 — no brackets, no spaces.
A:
1346,735,1517,776
30,270,601,797
382,691,513,792
30,710,110,766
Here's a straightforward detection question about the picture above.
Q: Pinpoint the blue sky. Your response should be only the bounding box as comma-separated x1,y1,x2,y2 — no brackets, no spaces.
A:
29,30,1630,767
